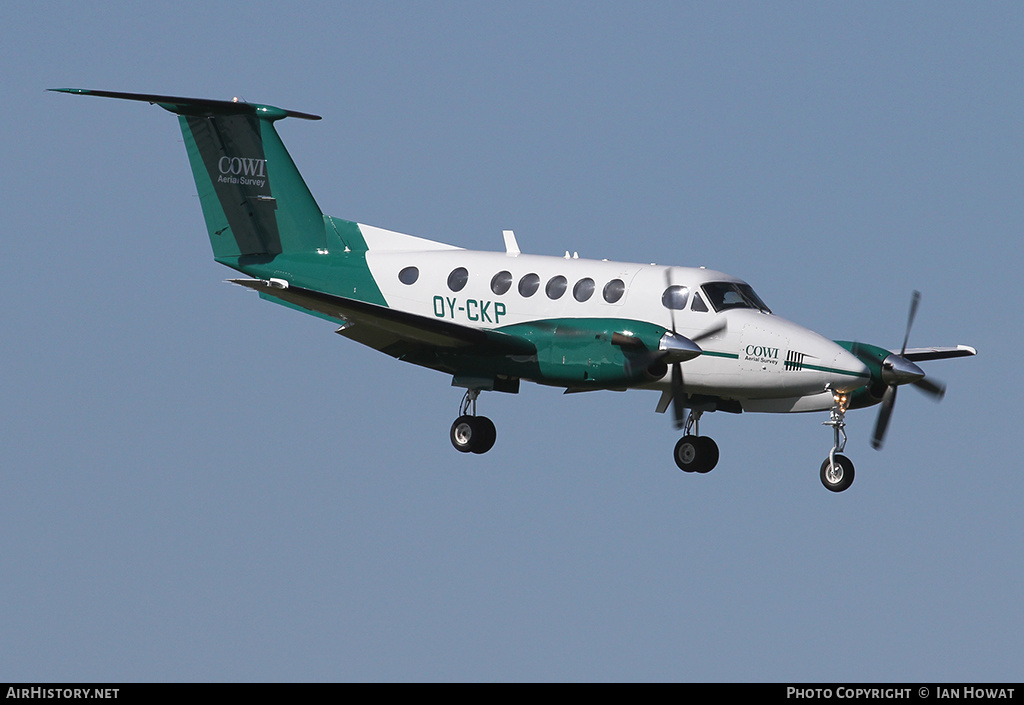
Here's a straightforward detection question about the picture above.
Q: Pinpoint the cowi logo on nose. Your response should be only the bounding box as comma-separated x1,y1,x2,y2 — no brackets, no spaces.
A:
217,156,268,187
744,344,779,364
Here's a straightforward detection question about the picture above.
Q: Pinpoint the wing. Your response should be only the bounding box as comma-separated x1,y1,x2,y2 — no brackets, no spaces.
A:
229,279,534,365
902,345,977,362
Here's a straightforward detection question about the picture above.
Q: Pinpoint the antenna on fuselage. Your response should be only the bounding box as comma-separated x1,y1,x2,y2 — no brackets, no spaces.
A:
502,230,520,256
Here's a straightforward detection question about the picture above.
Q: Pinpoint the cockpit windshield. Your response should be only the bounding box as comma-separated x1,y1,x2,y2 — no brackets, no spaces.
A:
701,282,771,314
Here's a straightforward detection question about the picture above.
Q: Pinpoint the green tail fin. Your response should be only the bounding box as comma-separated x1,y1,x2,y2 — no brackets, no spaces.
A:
50,89,326,259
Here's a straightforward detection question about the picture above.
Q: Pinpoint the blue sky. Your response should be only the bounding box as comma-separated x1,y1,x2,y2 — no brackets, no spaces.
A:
2,1,1021,681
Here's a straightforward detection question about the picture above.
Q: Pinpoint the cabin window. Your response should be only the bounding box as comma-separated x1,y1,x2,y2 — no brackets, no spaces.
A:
518,273,540,297
545,275,567,300
398,266,419,285
491,270,512,295
447,267,469,292
573,278,595,302
662,285,689,310
603,278,625,303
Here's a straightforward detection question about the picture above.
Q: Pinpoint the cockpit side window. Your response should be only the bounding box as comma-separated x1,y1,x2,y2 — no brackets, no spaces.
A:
691,291,709,312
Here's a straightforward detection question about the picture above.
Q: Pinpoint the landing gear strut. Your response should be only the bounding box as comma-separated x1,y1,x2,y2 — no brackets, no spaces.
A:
820,390,855,492
450,389,496,454
673,410,719,474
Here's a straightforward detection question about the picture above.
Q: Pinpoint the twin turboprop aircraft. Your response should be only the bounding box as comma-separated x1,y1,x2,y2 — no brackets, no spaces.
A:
53,88,977,492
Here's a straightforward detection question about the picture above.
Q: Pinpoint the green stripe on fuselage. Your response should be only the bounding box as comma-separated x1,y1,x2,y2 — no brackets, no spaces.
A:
802,362,871,378
701,350,739,360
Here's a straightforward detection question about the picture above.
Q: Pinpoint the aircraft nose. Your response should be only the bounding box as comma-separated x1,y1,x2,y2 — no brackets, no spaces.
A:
829,344,871,392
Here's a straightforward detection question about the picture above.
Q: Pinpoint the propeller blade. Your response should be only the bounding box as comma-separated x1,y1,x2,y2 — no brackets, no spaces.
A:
901,290,921,356
671,362,687,430
664,269,689,430
872,385,898,450
913,376,946,401
664,268,677,333
690,319,728,343
663,266,726,347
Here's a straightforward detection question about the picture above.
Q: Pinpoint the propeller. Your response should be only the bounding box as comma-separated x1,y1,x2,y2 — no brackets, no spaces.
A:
870,291,947,449
664,270,686,428
662,269,726,429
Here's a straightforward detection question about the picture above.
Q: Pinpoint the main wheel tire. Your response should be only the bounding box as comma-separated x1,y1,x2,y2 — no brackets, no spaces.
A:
674,435,699,472
450,415,477,453
450,415,497,454
672,436,700,473
470,416,496,454
820,454,855,492
674,435,719,473
695,436,719,474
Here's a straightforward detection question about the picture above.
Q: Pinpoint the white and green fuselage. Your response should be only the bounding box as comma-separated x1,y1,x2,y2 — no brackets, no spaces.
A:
56,88,982,490
53,87,875,418
361,239,872,411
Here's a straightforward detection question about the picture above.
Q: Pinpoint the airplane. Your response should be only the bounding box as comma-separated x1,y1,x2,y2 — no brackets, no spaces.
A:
52,88,977,492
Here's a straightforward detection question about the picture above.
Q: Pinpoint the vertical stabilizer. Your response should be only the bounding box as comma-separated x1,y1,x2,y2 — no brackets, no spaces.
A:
50,89,326,260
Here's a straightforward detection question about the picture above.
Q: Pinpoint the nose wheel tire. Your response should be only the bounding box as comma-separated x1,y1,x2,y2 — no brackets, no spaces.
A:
450,415,497,454
674,435,719,474
820,454,855,492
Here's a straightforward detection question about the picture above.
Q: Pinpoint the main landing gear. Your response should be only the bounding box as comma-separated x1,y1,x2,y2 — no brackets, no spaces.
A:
673,410,719,474
450,389,496,454
820,390,855,492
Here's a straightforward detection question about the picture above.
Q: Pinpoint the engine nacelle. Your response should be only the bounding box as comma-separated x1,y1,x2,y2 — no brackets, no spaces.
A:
499,318,694,388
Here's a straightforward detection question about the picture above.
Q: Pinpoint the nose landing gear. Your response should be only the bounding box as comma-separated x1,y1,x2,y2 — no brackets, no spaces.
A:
820,390,855,492
450,389,496,454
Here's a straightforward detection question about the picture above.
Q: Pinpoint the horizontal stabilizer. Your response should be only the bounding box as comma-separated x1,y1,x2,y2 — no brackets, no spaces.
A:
48,88,321,121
